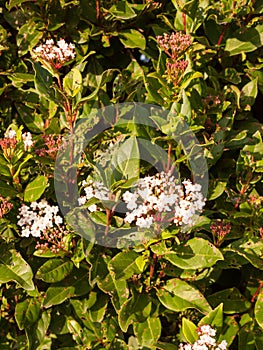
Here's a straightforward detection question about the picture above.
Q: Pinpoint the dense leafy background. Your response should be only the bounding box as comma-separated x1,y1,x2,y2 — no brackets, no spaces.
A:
0,0,263,349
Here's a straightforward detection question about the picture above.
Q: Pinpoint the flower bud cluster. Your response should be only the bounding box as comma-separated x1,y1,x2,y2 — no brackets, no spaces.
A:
34,39,75,69
210,220,231,247
0,129,34,158
35,226,69,254
0,195,13,218
122,172,205,229
156,32,192,60
17,199,63,237
36,134,63,160
179,325,228,350
156,32,191,87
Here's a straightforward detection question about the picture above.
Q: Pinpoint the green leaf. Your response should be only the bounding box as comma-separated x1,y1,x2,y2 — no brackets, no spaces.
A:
225,24,263,56
112,136,140,180
63,68,82,97
255,289,263,329
154,342,178,350
0,246,35,290
218,315,239,346
119,29,146,49
108,1,137,19
240,78,258,110
15,104,44,133
43,268,90,307
207,288,251,314
118,293,151,332
0,180,17,197
163,238,223,270
17,19,43,56
157,278,211,314
199,303,224,329
79,69,118,103
108,250,141,280
36,259,73,283
207,179,227,200
31,61,56,101
134,317,161,347
24,175,48,202
15,298,41,330
43,286,74,308
6,0,31,10
181,318,198,344
224,238,263,270
90,295,108,323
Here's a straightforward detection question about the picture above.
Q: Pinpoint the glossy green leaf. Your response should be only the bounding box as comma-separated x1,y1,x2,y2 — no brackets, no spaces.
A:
36,258,73,283
208,288,251,314
24,175,48,202
118,293,151,332
63,68,82,97
6,0,32,10
225,24,263,56
224,238,263,270
240,78,258,110
182,318,198,344
199,303,224,329
43,268,90,307
108,1,137,19
112,136,140,180
15,298,41,330
119,29,146,49
108,250,140,279
0,246,34,290
255,289,263,329
157,278,211,314
134,317,161,347
164,238,223,270
207,179,227,200
31,61,56,101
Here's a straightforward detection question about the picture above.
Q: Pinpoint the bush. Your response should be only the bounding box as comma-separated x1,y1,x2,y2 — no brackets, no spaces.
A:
0,0,263,349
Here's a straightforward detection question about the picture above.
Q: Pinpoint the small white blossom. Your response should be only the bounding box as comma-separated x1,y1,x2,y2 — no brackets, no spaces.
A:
22,132,34,150
78,180,112,211
5,129,16,138
17,199,63,238
34,38,75,67
179,325,228,350
122,171,205,229
88,204,97,212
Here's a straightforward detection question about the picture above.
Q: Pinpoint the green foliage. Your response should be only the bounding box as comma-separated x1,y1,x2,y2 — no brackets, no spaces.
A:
0,0,263,349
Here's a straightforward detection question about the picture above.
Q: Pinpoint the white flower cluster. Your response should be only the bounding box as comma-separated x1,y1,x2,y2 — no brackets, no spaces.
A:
22,132,34,149
122,172,205,229
17,199,63,237
179,325,228,350
5,129,16,139
5,128,34,150
78,180,111,212
34,39,75,65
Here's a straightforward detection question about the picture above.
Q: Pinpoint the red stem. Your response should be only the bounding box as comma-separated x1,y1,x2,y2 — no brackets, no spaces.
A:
217,24,228,46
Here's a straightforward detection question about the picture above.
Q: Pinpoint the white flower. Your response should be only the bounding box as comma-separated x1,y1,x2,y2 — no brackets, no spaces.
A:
88,204,97,212
136,216,153,228
17,200,63,238
5,129,16,139
22,132,34,149
122,171,205,229
216,340,228,350
34,38,75,65
78,196,86,206
198,325,216,337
